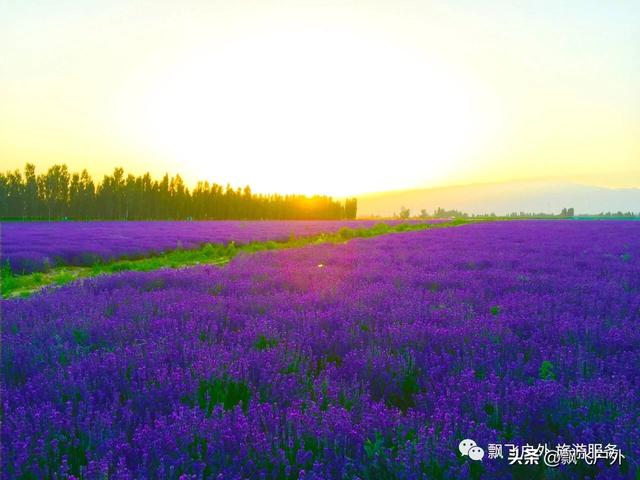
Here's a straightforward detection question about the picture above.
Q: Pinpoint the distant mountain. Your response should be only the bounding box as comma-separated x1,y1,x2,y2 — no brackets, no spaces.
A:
357,180,640,217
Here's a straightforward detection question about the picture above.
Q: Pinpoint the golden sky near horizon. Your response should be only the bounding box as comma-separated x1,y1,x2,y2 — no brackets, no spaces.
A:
1,1,639,196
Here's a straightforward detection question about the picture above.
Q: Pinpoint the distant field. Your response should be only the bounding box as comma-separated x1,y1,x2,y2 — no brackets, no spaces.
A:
2,220,638,478
0,219,437,273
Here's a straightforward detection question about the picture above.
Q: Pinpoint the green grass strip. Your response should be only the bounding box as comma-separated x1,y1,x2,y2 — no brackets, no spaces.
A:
2,218,475,298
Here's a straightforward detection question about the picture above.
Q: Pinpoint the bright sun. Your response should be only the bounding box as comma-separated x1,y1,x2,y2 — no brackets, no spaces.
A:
130,27,494,196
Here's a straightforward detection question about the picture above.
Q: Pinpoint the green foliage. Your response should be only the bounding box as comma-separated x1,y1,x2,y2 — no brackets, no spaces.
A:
364,433,385,459
338,391,356,411
282,361,300,375
198,330,211,344
45,430,90,477
388,355,420,413
371,223,390,235
360,429,426,480
1,260,12,278
58,351,70,367
52,272,74,286
254,335,278,351
187,433,211,474
339,227,355,239
484,402,506,432
72,328,89,346
104,303,116,318
539,360,557,381
184,376,251,415
398,206,411,219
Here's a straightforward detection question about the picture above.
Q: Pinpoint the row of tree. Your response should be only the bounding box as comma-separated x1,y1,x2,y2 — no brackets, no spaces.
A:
0,164,358,220
394,207,471,219
395,207,588,219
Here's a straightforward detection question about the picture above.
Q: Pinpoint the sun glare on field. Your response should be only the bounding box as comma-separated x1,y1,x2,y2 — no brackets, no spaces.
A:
129,26,497,196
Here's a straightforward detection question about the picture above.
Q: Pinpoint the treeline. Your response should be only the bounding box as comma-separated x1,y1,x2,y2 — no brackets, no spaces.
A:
585,211,639,217
397,206,639,219
0,164,358,220
394,207,470,219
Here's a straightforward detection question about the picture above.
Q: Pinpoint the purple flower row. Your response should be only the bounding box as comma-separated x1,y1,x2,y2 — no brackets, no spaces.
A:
0,220,432,273
2,220,639,478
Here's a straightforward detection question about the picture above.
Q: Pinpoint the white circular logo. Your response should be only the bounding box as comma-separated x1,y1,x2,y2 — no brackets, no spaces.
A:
459,439,484,461
469,446,485,461
459,439,477,456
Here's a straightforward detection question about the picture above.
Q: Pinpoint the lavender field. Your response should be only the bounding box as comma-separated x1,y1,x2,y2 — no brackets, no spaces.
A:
2,221,639,479
1,220,437,273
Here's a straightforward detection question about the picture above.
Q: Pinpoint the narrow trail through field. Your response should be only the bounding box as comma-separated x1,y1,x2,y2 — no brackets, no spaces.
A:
2,219,482,298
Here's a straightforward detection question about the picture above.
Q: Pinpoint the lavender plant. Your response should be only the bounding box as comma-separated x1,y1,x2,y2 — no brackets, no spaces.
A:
2,221,638,478
1,220,434,273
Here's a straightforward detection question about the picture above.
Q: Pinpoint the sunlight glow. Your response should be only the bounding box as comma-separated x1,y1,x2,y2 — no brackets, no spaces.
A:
3,1,639,197
130,28,499,196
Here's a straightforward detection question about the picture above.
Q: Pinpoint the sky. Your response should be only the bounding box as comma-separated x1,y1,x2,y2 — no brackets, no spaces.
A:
1,0,639,197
